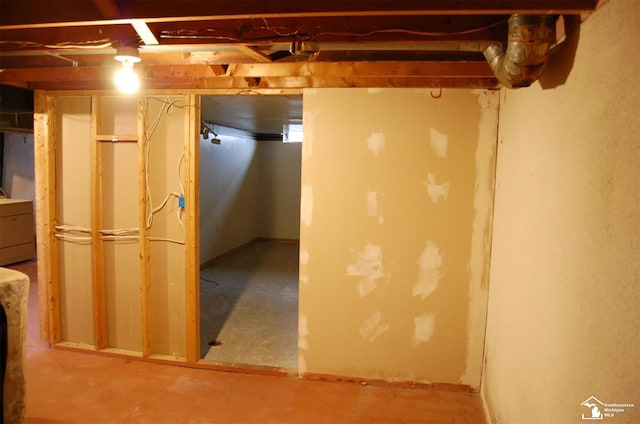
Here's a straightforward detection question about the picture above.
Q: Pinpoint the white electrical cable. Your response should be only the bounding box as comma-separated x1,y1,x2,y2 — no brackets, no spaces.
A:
143,96,187,234
101,235,139,241
147,237,185,245
177,151,185,197
54,233,92,244
56,95,188,248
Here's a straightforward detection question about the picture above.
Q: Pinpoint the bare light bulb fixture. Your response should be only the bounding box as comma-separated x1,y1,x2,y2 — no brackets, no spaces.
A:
114,46,141,94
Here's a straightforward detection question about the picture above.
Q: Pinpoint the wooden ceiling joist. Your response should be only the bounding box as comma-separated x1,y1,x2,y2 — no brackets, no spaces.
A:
0,1,598,28
0,1,597,91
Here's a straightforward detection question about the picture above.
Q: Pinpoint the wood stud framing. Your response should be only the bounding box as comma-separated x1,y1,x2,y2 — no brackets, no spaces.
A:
184,94,201,363
138,98,152,357
35,92,202,363
90,95,108,350
34,91,59,343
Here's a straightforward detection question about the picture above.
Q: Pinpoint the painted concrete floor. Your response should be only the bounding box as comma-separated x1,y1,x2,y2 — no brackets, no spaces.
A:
199,240,298,369
9,259,486,423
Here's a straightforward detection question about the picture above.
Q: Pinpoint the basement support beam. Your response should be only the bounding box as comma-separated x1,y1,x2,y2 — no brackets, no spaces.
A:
0,1,597,29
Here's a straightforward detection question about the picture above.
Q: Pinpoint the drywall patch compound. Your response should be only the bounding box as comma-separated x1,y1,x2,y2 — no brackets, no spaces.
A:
413,241,444,299
424,173,450,203
430,128,448,158
366,131,386,157
359,310,389,342
413,312,437,347
347,242,388,298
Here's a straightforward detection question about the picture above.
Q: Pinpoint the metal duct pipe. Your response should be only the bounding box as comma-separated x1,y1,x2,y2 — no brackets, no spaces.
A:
483,14,556,88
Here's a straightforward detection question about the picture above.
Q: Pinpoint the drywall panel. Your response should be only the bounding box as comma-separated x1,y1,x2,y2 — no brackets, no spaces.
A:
100,140,141,351
482,1,640,422
99,96,138,136
100,96,141,351
299,88,497,385
2,132,35,202
145,96,187,357
199,131,258,263
257,140,301,240
55,96,93,345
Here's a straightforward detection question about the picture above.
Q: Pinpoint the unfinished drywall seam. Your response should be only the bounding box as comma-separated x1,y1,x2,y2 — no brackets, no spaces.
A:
461,89,499,388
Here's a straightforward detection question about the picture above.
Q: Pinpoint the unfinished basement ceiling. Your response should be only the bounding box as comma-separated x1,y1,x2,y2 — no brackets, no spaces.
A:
201,95,301,138
0,1,598,91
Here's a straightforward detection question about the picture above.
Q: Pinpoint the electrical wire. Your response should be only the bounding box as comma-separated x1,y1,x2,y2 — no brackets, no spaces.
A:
56,95,189,248
315,21,507,39
200,276,219,286
54,233,92,244
143,96,186,232
148,237,185,245
158,20,505,42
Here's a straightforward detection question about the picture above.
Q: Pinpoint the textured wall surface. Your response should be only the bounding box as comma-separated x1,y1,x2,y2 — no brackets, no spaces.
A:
257,140,301,240
199,133,258,263
299,88,497,386
482,0,640,422
1,132,35,202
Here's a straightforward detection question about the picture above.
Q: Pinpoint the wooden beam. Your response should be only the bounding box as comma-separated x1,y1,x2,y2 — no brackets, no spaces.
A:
184,94,200,363
227,61,494,78
209,65,227,76
44,94,61,345
20,75,498,90
0,61,494,86
91,95,108,350
0,1,597,29
138,98,152,357
235,46,273,63
33,91,55,343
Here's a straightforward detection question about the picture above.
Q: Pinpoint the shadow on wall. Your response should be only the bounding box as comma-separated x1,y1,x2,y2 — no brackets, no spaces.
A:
199,133,259,263
540,15,582,90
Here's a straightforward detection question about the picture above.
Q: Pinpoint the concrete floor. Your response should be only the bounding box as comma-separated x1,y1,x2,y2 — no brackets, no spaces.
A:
199,240,298,369
7,258,487,423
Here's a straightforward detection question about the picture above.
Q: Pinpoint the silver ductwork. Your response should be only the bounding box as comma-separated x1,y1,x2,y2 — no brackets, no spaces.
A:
483,14,556,88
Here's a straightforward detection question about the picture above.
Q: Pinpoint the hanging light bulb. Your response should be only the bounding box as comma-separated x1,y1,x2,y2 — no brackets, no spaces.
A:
114,46,141,94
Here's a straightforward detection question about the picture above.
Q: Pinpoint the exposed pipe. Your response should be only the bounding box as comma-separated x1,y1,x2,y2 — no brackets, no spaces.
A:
483,14,556,88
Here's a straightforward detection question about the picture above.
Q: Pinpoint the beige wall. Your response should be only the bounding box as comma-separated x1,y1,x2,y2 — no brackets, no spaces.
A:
257,140,301,240
2,132,35,202
199,133,258,263
482,1,640,422
145,97,187,357
299,88,497,386
56,96,93,345
199,132,302,263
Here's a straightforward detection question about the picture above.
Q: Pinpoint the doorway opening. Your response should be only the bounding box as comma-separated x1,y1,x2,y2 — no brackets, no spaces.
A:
197,94,302,370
